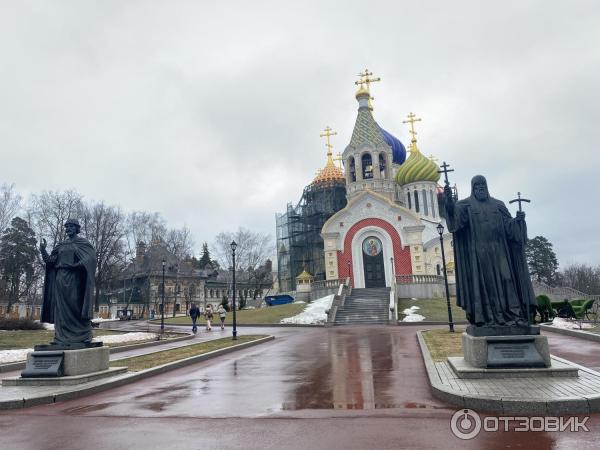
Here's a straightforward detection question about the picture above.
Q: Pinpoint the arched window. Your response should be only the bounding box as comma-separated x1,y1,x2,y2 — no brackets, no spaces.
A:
414,191,420,213
436,264,441,276
349,157,356,182
430,190,436,218
362,153,373,179
422,189,429,216
378,153,386,178
407,192,412,209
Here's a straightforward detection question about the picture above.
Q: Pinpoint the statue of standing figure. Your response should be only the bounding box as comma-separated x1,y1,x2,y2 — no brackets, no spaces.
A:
39,219,98,349
444,175,536,334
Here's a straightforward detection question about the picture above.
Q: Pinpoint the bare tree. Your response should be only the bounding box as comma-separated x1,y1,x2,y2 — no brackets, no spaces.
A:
165,226,195,260
0,183,22,234
125,211,167,258
561,263,600,294
80,201,127,310
28,190,83,250
212,227,274,271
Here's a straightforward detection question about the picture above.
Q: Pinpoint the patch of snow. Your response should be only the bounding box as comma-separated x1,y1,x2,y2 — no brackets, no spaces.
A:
550,317,594,330
402,314,426,322
281,295,334,325
92,318,119,323
0,349,32,364
93,332,158,344
42,323,54,330
293,301,306,304
402,305,425,322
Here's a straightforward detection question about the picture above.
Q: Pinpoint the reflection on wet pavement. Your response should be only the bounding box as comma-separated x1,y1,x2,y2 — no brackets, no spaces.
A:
38,326,450,418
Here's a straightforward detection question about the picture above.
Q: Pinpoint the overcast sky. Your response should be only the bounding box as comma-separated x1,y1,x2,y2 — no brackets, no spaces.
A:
1,0,599,267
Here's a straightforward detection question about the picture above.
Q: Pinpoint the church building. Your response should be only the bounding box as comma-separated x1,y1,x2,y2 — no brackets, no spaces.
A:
277,70,455,291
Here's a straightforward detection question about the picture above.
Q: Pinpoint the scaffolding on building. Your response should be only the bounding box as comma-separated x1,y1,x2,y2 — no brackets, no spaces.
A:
276,179,347,292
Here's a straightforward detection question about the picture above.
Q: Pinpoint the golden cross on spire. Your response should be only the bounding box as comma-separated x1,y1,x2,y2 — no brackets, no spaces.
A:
355,68,381,93
402,112,422,143
333,152,343,169
320,126,337,161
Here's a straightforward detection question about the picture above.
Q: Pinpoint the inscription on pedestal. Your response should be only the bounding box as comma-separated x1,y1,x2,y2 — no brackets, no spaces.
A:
21,351,64,378
487,338,545,368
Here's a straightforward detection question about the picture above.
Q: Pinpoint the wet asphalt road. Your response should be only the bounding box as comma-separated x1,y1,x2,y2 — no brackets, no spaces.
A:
2,325,600,449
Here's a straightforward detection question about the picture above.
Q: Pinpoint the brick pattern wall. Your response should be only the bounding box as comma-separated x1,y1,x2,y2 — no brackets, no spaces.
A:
336,218,412,280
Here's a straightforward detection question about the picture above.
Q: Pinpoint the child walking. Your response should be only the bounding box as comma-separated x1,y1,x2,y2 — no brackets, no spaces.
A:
217,304,227,330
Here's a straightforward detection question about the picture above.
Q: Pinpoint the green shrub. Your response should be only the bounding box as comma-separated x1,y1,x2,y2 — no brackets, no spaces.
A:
0,318,45,330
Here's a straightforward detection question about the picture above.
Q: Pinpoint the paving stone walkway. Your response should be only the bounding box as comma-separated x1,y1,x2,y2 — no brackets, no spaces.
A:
418,331,600,414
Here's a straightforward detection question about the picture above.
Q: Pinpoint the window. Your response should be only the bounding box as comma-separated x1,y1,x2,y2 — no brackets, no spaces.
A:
430,190,436,218
362,153,373,179
414,191,420,213
436,264,441,275
422,189,429,216
349,157,356,182
379,153,386,178
407,192,412,209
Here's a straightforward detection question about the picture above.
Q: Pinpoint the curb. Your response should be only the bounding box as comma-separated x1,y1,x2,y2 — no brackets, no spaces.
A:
540,324,600,343
0,335,274,410
397,321,468,326
0,332,194,373
149,322,324,328
416,330,600,414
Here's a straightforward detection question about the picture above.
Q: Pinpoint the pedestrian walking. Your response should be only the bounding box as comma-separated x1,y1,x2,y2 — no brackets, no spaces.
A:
217,304,227,330
189,303,200,333
204,304,214,331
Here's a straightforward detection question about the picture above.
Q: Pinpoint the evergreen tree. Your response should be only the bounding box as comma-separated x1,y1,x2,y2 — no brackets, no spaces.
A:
525,236,559,285
199,242,212,269
0,217,37,310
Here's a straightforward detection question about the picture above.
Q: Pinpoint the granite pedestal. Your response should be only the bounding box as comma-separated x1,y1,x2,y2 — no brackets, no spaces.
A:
462,332,551,369
11,347,115,386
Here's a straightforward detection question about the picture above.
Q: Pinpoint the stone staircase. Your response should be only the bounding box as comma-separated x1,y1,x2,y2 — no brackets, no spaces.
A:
333,287,390,325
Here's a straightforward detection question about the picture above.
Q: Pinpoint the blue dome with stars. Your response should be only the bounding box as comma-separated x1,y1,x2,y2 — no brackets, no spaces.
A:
378,126,406,164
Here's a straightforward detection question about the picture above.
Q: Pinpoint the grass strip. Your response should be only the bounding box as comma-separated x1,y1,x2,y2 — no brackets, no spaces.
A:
397,297,467,322
159,303,306,326
421,328,465,361
110,335,268,372
0,329,128,350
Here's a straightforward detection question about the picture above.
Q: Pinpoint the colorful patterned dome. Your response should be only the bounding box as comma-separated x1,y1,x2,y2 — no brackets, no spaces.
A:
313,153,345,185
395,142,440,185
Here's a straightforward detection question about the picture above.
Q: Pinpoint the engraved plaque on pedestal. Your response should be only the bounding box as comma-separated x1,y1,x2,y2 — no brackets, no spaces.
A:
21,351,65,378
487,337,546,368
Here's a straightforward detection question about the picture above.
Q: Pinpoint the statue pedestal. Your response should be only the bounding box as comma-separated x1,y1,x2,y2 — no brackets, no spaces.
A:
3,347,127,387
447,332,578,380
20,347,110,378
462,332,551,369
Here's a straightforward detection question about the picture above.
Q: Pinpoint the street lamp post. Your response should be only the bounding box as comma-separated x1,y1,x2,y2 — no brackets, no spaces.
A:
231,241,238,340
161,259,166,336
437,223,454,332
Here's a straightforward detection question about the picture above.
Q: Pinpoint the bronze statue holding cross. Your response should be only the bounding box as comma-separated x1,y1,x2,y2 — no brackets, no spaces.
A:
444,175,537,335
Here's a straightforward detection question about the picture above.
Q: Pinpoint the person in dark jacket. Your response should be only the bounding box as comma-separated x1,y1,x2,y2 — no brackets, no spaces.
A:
189,303,200,333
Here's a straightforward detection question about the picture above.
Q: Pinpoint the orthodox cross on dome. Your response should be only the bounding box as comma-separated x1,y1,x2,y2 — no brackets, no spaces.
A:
429,154,438,162
355,68,381,93
355,69,380,111
403,112,422,144
320,126,337,162
509,192,531,212
333,152,343,169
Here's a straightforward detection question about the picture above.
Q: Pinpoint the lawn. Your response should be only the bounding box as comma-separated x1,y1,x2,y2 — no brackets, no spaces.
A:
110,335,267,371
159,302,307,326
421,328,465,361
0,329,126,350
397,297,467,322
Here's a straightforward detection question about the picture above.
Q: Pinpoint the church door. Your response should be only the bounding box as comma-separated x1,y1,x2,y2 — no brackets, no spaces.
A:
362,237,385,288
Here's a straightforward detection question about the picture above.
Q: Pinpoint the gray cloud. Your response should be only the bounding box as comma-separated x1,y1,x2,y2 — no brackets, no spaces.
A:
0,0,598,267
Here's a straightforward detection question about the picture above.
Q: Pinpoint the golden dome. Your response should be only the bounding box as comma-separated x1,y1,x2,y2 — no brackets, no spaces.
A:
313,156,345,185
296,269,314,281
